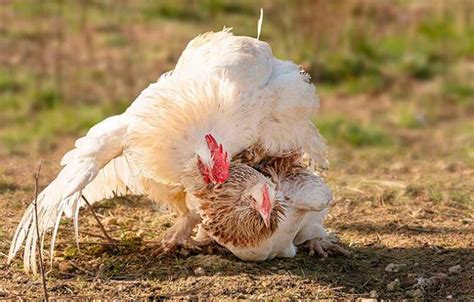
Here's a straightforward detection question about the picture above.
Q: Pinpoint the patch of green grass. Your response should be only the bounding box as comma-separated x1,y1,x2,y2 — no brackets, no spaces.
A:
104,32,128,47
0,104,109,154
140,0,253,21
316,117,391,147
397,105,424,129
63,246,78,259
0,70,24,93
141,1,202,21
427,186,444,204
442,81,474,107
449,190,472,206
119,231,143,250
405,184,424,198
0,177,19,193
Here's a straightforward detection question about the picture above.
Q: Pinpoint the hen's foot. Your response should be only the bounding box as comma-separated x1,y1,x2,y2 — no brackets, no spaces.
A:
305,238,350,258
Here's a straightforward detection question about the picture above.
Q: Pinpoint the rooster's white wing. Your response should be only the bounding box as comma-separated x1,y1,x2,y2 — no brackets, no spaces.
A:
7,114,147,273
174,30,328,167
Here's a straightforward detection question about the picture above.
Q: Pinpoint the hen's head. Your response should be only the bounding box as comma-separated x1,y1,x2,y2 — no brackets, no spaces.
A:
196,134,230,185
247,182,276,228
196,164,284,248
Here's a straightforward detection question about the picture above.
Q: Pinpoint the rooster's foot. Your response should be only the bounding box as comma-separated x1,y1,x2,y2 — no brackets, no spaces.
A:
161,213,201,253
305,238,350,258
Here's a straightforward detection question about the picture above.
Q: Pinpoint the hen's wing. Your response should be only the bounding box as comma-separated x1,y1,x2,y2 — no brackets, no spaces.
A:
281,170,332,212
279,170,332,246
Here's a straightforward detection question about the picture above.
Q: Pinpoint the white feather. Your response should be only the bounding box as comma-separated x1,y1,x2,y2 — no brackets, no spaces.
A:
257,8,264,40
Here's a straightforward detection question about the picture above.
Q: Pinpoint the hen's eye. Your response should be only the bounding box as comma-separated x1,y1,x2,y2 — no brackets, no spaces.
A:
250,197,257,206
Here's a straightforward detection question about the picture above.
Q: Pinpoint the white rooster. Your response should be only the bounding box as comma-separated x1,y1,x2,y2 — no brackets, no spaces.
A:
8,29,327,273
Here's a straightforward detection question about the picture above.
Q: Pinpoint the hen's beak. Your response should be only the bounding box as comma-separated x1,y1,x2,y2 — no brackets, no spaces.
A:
259,211,271,228
259,184,272,228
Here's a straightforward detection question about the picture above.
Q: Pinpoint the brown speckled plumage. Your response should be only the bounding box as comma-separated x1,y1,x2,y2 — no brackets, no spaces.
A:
197,163,285,248
233,143,307,183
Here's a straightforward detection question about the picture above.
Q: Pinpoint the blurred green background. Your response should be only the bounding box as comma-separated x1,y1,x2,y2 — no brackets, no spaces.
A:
0,0,473,163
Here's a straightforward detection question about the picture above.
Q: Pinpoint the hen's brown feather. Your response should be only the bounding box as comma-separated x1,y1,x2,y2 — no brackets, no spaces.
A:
233,144,307,184
198,164,285,248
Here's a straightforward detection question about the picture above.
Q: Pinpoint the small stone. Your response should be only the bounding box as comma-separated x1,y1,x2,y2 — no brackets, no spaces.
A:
125,218,135,226
446,295,453,299
385,263,402,272
369,290,378,298
387,279,401,291
179,249,190,257
432,272,448,281
55,251,64,257
54,256,65,262
58,261,74,273
448,265,462,274
136,229,145,238
194,267,205,275
406,289,424,298
103,217,118,226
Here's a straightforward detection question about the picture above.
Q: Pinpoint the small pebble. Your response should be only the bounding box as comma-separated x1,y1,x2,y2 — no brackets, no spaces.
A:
58,261,74,273
432,272,448,281
448,265,462,274
179,249,190,257
406,289,424,298
136,229,145,238
447,295,453,299
194,267,205,275
385,263,402,272
103,217,118,226
387,278,401,291
369,290,378,298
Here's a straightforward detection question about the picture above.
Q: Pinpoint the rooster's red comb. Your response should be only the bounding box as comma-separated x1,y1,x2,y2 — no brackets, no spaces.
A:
204,134,230,184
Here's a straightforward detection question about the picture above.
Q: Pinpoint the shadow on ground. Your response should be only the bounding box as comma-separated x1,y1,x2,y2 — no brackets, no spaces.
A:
2,230,472,300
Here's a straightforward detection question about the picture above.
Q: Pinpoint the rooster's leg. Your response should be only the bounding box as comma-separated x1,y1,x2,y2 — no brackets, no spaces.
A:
162,212,201,252
305,238,350,258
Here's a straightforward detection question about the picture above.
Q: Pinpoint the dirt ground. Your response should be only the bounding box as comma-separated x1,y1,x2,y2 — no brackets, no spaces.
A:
1,96,473,300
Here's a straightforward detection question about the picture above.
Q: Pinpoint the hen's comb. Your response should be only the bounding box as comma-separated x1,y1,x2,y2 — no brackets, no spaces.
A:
262,184,271,214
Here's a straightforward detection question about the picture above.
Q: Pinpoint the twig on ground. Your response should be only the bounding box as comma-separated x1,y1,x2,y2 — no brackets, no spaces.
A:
33,164,49,302
67,261,94,276
82,195,119,250
78,241,128,246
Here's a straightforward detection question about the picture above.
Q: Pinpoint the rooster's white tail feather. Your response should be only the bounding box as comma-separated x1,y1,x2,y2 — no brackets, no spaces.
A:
7,115,146,273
